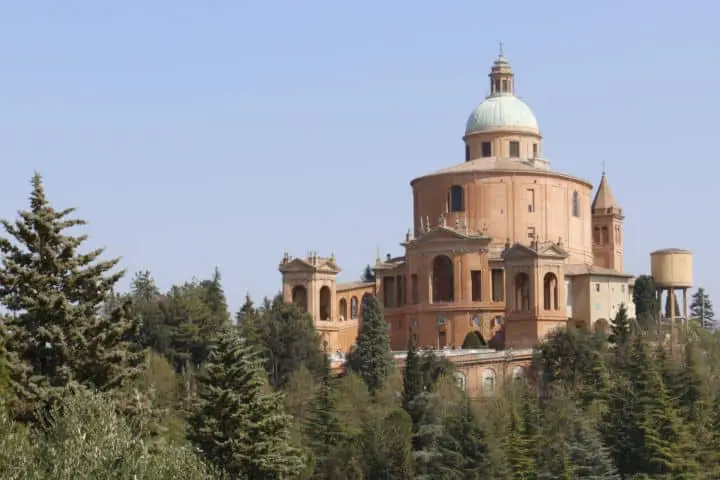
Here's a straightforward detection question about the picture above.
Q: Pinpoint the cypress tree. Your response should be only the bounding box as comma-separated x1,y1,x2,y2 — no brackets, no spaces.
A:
346,295,393,395
402,332,423,423
0,173,143,422
187,327,304,478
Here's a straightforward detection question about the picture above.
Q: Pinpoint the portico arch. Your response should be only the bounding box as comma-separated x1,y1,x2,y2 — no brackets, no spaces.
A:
543,273,559,310
432,255,454,302
514,273,530,311
291,285,307,311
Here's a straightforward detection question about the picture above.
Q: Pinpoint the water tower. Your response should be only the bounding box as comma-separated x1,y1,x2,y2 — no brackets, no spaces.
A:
650,248,693,326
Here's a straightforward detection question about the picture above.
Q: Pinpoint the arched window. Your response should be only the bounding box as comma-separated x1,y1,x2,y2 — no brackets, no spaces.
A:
482,368,496,395
432,255,454,302
449,185,464,212
350,296,359,319
454,372,468,392
319,286,331,321
514,273,530,311
339,298,347,321
512,366,525,382
291,285,307,312
602,226,609,244
543,273,559,310
572,191,580,217
593,227,600,245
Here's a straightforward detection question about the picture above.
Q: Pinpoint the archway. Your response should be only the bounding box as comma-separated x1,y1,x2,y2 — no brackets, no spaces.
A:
432,255,454,302
319,286,331,321
512,366,526,382
514,273,530,311
291,285,307,311
350,296,359,319
543,273,559,310
339,298,347,321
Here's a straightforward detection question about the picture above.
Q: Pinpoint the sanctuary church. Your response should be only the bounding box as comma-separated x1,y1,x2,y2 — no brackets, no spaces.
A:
279,50,634,355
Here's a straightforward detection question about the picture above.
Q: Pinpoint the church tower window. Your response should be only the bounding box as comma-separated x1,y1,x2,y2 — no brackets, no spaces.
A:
465,144,470,162
449,185,464,212
572,191,580,217
509,141,520,158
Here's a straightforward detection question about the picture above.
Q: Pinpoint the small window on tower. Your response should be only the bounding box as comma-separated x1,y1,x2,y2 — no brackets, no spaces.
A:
532,143,538,158
481,142,492,157
465,144,470,162
449,185,464,212
527,226,536,240
501,79,508,92
509,141,520,158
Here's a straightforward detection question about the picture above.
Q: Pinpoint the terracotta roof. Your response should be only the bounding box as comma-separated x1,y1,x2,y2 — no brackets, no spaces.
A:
565,264,633,278
336,281,374,292
591,174,620,213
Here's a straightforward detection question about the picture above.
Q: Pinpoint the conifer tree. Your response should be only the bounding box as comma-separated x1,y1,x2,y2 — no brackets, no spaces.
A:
187,327,304,478
346,295,393,395
235,294,263,351
690,287,715,328
304,358,353,479
402,333,423,423
0,173,143,421
567,413,620,479
608,303,632,346
442,397,490,478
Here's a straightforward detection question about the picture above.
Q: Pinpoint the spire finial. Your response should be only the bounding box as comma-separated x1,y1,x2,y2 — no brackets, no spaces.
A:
602,161,606,176
499,42,504,57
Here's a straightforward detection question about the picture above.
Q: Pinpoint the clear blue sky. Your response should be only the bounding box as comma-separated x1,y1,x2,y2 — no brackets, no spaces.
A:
0,1,717,313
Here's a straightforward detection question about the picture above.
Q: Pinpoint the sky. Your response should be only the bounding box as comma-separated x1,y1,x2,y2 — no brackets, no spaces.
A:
0,1,718,313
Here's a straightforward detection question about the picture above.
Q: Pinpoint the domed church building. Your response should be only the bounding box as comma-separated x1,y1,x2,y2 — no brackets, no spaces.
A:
279,50,634,356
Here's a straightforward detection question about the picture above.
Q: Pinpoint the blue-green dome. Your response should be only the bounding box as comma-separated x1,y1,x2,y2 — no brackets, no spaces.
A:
465,94,539,134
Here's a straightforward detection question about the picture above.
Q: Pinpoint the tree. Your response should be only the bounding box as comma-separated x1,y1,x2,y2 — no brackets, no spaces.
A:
361,264,376,283
461,330,486,349
633,275,659,330
567,412,620,479
608,303,632,346
187,327,305,478
402,333,423,422
260,299,326,388
304,361,356,479
664,291,682,319
346,295,393,395
691,287,715,329
442,397,490,478
0,173,143,422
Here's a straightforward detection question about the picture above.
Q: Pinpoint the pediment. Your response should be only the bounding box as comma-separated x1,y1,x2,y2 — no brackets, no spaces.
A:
502,242,568,261
404,226,491,248
279,257,341,274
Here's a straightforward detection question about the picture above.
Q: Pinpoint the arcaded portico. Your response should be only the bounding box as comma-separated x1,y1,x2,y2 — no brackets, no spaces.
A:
279,49,636,369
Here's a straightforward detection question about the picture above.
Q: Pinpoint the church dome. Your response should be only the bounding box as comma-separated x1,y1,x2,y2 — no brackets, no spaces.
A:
465,95,539,134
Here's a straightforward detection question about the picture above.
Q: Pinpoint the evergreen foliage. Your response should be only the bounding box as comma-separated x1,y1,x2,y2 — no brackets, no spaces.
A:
346,294,393,395
691,287,715,328
461,330,486,348
633,275,659,330
0,173,143,422
401,333,423,420
187,327,304,479
361,264,376,283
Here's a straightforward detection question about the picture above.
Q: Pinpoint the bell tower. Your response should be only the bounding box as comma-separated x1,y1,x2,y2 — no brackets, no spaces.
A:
489,43,515,96
278,252,341,352
591,171,624,271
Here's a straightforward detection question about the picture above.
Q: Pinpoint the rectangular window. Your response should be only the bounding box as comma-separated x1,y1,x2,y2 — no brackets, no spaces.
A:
471,270,482,301
465,144,470,162
527,188,535,213
572,191,580,217
411,274,418,304
501,79,508,92
449,185,464,212
481,142,492,157
532,143,538,158
593,227,600,245
382,276,395,307
527,226,536,239
509,141,520,157
396,275,404,306
491,269,504,302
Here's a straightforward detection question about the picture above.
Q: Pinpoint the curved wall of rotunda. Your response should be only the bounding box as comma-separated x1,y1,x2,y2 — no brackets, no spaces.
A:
411,168,594,265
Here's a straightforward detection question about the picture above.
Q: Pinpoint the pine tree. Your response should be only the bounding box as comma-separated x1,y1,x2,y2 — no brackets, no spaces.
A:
402,333,423,424
304,360,352,479
442,397,490,478
187,327,305,478
0,173,143,422
236,294,264,351
690,287,715,328
608,303,632,346
568,413,620,479
346,295,393,395
361,264,376,283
